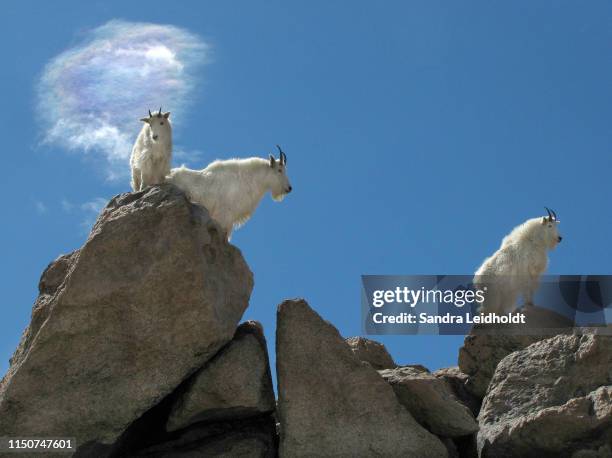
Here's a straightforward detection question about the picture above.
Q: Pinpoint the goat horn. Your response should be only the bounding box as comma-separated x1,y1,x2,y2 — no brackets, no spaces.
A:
158,107,162,117
276,145,286,164
550,208,557,220
545,207,553,221
148,109,152,117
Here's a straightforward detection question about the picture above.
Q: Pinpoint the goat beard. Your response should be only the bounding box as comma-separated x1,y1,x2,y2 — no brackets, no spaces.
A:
271,192,287,202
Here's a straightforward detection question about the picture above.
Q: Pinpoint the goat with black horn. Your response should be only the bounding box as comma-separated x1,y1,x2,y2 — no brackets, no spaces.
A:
474,207,563,314
130,107,173,191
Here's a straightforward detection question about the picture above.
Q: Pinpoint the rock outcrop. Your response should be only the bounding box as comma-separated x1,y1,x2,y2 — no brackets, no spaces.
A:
2,185,610,457
276,299,447,457
434,366,481,417
0,185,253,453
458,332,544,398
166,321,275,432
478,334,612,457
379,366,479,438
103,320,276,457
345,336,396,369
458,306,577,400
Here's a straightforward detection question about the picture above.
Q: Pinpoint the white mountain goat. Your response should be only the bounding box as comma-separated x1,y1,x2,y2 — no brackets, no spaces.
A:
166,145,293,240
474,208,563,314
130,108,172,191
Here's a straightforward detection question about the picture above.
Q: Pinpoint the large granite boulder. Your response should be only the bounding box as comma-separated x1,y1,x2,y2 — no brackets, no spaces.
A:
276,299,447,457
166,321,275,432
458,332,544,398
478,334,612,457
345,336,396,370
458,306,576,399
0,185,253,453
379,366,479,438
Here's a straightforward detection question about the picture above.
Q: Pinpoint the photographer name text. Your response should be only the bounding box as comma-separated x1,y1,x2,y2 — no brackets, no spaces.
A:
371,311,526,325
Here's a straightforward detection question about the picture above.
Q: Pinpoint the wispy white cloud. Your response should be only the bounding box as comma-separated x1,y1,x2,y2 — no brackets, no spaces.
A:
80,197,108,214
37,20,209,180
173,146,208,166
34,201,47,215
61,199,74,213
80,197,109,230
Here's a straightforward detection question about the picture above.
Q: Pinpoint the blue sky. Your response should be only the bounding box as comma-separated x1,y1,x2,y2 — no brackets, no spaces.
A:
2,1,612,379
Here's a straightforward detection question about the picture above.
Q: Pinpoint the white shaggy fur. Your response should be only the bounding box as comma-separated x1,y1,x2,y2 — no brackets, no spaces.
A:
166,150,292,239
474,211,562,314
130,109,172,191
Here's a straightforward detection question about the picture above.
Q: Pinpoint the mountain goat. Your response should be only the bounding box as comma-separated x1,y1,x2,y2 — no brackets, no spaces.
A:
474,208,563,314
166,145,293,240
130,108,172,191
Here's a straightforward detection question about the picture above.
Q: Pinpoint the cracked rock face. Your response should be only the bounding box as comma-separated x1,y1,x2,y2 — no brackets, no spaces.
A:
433,366,481,418
345,336,396,370
0,185,253,453
458,332,545,398
379,366,479,438
276,299,447,458
458,308,576,400
478,334,612,457
166,321,275,432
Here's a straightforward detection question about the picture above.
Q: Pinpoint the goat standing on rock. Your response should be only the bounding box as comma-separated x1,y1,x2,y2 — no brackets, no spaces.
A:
474,208,563,314
130,108,172,191
166,145,293,240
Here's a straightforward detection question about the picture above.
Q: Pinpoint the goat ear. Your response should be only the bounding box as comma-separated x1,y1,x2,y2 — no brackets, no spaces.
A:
542,217,547,224
140,117,150,123
269,154,276,167
163,112,171,119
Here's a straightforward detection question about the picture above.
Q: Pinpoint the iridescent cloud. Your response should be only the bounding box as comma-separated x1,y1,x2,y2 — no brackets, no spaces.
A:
37,20,208,180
